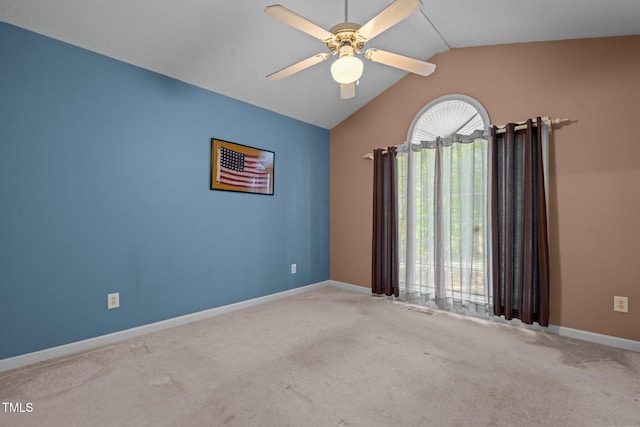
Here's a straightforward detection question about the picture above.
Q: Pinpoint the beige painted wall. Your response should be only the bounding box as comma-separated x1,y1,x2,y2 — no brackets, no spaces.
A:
330,36,640,341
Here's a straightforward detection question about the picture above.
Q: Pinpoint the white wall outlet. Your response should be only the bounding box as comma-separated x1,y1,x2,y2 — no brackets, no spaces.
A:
613,296,628,313
108,292,120,309
291,263,297,274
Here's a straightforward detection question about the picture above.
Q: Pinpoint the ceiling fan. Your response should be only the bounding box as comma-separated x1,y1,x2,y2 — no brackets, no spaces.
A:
264,0,436,99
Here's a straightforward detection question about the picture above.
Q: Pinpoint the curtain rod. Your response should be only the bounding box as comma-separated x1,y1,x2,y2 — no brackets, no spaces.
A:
493,117,569,134
362,116,570,160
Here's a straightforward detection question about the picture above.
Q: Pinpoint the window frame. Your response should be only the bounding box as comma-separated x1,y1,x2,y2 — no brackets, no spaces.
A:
399,94,492,309
405,94,491,146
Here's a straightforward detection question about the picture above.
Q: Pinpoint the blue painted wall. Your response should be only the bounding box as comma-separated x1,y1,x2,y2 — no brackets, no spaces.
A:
0,23,330,360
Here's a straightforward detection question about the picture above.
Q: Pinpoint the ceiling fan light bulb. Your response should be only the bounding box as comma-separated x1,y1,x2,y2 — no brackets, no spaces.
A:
331,56,363,84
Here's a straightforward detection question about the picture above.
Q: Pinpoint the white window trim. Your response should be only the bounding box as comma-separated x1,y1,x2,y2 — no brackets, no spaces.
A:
405,93,491,146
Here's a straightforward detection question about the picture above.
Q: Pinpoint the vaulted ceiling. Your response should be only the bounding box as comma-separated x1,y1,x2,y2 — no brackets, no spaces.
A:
2,0,639,128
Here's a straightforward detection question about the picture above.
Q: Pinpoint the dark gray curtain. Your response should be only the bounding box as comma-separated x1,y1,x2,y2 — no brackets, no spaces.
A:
372,147,399,297
491,118,550,325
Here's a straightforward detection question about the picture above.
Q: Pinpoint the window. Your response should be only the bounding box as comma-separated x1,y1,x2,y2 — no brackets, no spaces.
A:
397,95,491,314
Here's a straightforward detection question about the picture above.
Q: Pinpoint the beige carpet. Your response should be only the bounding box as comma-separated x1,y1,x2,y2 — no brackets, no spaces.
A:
1,286,639,427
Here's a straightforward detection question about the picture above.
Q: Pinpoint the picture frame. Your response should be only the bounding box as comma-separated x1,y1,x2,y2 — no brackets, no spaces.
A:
210,138,275,195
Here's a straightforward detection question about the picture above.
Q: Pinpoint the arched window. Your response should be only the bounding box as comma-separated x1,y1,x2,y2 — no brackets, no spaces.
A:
407,95,489,144
397,95,491,315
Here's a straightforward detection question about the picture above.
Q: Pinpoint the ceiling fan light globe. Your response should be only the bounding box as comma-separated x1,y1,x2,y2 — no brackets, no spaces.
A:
331,56,364,84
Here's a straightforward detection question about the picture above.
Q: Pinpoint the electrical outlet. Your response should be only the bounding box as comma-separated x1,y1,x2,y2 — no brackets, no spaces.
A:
291,263,297,274
108,292,120,309
613,296,628,313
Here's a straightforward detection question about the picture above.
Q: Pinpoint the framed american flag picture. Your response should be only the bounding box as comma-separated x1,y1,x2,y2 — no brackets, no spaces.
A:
210,139,275,195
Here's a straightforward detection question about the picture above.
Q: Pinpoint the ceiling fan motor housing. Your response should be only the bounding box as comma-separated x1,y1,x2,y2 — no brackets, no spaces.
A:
327,22,365,54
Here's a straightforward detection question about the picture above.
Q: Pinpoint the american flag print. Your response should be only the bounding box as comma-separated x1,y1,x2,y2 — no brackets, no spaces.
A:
216,146,272,191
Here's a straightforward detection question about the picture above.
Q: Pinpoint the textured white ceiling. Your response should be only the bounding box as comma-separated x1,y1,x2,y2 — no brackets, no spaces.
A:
1,0,639,129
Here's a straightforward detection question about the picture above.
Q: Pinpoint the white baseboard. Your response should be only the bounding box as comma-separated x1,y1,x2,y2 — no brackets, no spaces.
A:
327,280,640,353
546,325,640,353
3,279,637,372
0,280,331,373
327,279,371,294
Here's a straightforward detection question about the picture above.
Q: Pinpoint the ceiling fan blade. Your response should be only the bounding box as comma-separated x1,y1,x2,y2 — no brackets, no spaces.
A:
340,82,356,99
365,49,436,76
265,5,335,43
356,0,422,41
267,53,330,80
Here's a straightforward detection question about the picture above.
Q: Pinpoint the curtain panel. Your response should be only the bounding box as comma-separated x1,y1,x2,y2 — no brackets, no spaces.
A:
491,118,550,325
372,147,399,297
397,135,490,314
